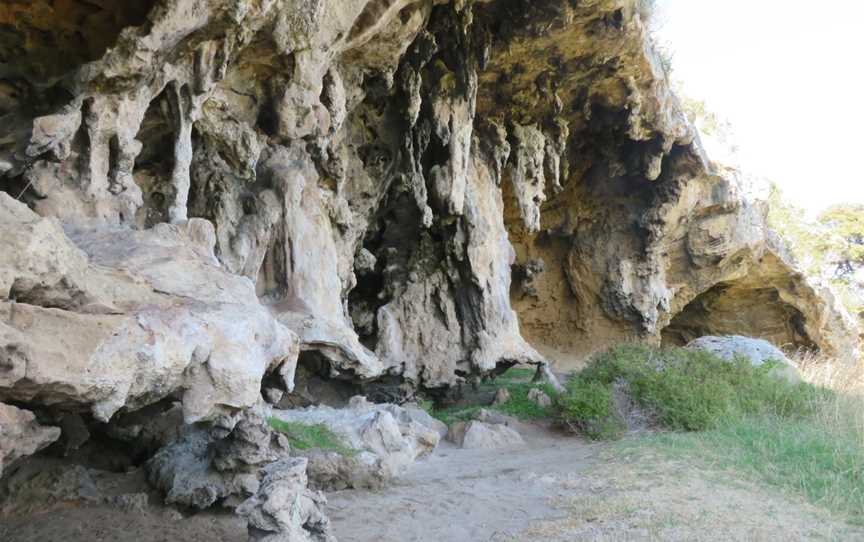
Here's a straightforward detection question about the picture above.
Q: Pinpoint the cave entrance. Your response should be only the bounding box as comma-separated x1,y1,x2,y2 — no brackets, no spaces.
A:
662,282,816,352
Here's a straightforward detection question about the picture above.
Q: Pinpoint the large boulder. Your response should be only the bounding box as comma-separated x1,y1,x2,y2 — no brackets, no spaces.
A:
686,335,791,366
686,335,802,383
446,420,525,450
0,192,298,423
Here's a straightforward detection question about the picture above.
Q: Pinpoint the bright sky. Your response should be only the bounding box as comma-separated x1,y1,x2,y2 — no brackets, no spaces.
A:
655,0,864,213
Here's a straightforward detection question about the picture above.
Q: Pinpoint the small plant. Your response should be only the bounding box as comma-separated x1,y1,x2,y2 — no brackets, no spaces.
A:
267,418,357,455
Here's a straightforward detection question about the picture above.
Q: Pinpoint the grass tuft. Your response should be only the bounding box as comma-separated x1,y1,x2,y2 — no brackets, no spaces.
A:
426,367,556,426
267,417,357,455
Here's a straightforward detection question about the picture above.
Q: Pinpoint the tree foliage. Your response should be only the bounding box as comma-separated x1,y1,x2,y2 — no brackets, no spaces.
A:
768,185,864,317
817,204,864,278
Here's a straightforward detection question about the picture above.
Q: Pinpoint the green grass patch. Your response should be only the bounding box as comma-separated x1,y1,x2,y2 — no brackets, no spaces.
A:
570,344,864,523
267,418,357,455
627,415,864,523
425,366,556,426
555,343,827,435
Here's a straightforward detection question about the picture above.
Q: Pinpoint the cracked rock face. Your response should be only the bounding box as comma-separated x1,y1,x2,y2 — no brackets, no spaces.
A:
0,0,858,483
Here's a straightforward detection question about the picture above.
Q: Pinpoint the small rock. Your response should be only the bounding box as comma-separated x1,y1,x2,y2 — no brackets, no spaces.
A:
263,387,284,405
163,508,184,521
0,403,61,477
472,409,510,425
354,248,377,275
491,388,511,406
447,421,525,449
527,388,552,408
106,492,149,514
402,404,448,439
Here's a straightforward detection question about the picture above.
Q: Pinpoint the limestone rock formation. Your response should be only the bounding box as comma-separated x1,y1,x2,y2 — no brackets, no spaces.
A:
0,192,297,425
0,0,859,524
237,457,335,542
146,404,295,509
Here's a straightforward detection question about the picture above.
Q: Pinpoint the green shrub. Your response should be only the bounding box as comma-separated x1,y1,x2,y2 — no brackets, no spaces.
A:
554,378,625,440
555,344,832,438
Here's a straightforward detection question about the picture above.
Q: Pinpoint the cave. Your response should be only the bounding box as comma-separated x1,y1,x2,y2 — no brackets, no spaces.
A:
662,281,816,352
1,1,859,540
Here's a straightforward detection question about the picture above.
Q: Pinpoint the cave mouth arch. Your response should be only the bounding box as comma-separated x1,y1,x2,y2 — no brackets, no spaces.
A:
662,281,817,353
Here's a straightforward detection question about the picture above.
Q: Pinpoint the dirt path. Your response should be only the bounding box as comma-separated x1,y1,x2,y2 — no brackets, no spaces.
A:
328,423,601,542
328,424,864,542
3,423,861,542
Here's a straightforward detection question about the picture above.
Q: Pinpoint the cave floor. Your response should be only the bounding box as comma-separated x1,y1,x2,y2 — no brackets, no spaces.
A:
2,423,859,542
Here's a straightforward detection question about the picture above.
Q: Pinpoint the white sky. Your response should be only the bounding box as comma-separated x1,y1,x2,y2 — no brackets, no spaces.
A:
655,0,864,212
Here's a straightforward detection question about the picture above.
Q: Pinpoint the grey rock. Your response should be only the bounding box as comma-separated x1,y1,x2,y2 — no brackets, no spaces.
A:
447,421,525,450
686,335,792,366
527,388,553,409
263,387,285,406
236,458,334,542
492,388,511,406
0,403,60,476
472,409,511,426
686,335,802,383
146,405,291,510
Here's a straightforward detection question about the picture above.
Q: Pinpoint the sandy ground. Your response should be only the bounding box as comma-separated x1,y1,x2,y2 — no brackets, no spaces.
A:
329,424,863,542
328,423,601,542
2,423,861,542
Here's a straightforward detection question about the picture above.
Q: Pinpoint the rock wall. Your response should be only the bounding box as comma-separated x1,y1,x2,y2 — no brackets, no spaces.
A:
0,0,858,475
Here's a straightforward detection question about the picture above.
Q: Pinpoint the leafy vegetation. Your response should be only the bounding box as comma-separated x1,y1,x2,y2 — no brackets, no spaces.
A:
819,204,864,278
426,367,556,426
267,418,357,455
